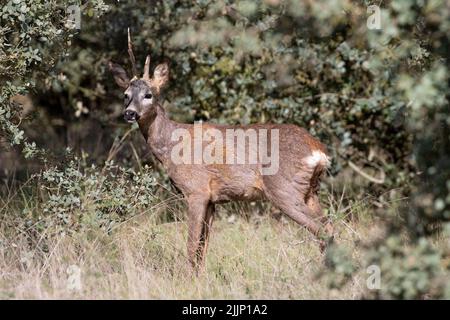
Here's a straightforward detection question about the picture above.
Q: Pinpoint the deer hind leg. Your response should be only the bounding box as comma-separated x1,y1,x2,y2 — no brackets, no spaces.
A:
269,192,322,236
305,167,334,248
186,195,210,271
306,193,334,251
272,194,332,252
264,171,332,252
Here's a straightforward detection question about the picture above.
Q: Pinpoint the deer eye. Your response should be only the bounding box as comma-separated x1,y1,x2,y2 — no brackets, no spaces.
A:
124,93,129,100
144,93,153,99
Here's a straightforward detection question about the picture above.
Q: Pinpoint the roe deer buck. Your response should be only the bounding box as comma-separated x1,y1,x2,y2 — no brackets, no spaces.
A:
109,30,334,270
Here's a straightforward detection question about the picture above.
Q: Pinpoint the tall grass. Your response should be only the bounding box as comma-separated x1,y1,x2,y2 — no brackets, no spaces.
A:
0,210,373,299
0,168,384,299
3,157,446,299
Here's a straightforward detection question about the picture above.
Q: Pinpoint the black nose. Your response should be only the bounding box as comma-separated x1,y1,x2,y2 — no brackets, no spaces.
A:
124,110,139,122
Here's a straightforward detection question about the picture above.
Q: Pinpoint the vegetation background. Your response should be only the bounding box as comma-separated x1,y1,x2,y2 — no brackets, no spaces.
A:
0,0,449,299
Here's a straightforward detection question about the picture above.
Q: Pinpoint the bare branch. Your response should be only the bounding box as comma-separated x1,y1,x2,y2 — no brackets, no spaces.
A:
348,161,385,184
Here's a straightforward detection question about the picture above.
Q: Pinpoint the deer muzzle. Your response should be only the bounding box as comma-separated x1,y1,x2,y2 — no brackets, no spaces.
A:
124,109,140,123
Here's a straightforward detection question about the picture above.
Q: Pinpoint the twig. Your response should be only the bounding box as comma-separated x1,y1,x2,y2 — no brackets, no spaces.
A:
348,160,385,184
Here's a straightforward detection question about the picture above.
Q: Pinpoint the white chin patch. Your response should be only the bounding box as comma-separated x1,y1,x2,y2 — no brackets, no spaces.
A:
304,150,330,168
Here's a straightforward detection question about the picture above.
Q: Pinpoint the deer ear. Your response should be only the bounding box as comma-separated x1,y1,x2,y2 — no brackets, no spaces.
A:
152,62,169,91
108,61,130,89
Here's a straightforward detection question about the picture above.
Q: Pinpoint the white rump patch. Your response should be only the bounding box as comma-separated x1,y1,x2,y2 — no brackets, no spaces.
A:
303,150,330,168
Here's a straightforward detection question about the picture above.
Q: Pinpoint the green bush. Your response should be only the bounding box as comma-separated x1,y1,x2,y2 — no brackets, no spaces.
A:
0,0,108,151
15,154,161,254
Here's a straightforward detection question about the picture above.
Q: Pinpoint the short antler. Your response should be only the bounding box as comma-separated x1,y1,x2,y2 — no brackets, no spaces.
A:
143,55,151,80
127,28,138,78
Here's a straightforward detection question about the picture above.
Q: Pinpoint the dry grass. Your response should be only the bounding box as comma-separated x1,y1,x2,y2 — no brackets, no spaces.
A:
0,200,377,299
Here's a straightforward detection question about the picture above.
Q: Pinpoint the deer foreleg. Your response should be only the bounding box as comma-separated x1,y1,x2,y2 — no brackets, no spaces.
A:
197,203,215,269
186,195,209,271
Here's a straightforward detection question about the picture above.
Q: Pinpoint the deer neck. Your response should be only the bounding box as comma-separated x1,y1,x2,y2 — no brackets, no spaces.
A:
138,104,175,165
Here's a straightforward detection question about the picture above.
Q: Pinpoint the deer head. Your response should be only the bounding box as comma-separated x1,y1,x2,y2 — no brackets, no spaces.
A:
109,28,169,123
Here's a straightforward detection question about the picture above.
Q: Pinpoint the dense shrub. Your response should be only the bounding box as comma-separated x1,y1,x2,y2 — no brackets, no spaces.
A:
12,156,162,258
38,159,158,231
0,0,108,153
